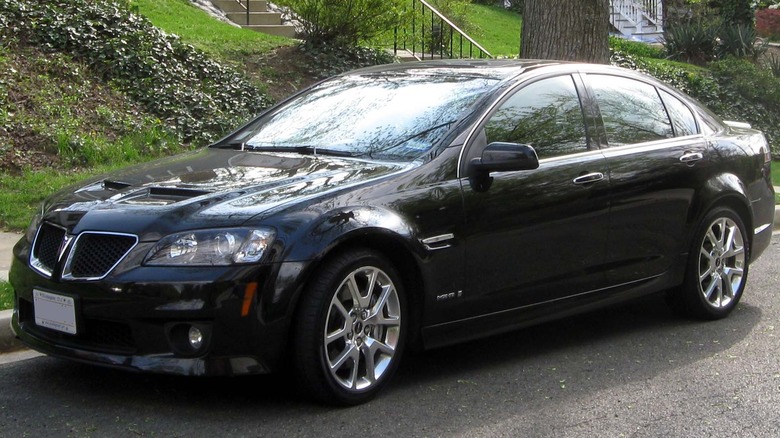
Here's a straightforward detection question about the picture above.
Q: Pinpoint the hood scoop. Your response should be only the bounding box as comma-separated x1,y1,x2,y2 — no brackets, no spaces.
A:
103,180,133,191
116,186,213,206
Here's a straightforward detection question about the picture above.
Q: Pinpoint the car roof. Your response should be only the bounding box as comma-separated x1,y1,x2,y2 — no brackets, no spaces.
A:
345,59,569,80
343,59,670,88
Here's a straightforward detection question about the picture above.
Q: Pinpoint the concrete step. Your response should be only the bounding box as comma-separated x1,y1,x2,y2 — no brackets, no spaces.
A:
225,11,281,26
243,24,296,38
211,0,267,13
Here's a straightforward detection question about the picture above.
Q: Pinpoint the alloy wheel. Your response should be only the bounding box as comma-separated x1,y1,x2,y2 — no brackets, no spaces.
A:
697,216,746,309
323,266,402,392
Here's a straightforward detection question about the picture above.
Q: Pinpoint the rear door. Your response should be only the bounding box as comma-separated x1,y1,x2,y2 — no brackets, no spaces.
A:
583,73,710,286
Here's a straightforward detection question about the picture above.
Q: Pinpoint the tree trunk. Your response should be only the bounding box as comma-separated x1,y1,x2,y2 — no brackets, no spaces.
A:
520,0,609,64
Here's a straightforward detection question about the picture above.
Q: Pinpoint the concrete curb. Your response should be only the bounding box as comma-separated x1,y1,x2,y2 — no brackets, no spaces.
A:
2,206,780,355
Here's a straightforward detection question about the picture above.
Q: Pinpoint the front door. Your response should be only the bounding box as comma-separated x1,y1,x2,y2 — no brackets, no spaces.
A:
456,74,612,321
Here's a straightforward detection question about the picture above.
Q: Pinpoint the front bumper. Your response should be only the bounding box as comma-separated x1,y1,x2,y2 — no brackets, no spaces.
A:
11,310,268,375
9,238,290,376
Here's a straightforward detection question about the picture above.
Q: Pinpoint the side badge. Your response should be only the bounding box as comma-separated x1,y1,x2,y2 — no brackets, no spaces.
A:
436,290,463,302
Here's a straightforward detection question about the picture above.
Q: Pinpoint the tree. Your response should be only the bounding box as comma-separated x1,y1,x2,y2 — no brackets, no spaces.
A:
715,0,754,28
520,0,609,64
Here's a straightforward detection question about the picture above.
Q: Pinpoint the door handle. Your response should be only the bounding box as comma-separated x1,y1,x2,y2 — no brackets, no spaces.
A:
572,172,605,185
679,152,703,164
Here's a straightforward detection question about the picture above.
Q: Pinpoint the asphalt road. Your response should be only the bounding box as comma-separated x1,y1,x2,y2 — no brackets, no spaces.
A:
1,236,779,437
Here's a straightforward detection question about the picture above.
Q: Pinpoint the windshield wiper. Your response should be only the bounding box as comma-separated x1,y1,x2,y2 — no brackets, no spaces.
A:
363,121,454,159
244,145,359,157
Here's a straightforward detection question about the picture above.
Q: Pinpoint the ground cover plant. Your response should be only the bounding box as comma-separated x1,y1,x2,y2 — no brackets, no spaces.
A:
1,0,272,145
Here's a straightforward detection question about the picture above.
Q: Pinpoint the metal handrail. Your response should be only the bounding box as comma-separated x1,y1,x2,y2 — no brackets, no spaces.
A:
394,0,492,60
229,0,251,25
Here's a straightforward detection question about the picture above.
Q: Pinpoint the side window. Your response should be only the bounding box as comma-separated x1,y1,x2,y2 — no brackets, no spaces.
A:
660,89,698,137
698,112,722,136
589,74,673,146
484,75,587,159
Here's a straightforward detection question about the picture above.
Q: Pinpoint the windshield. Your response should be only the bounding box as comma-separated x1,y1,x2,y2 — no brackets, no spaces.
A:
226,72,499,161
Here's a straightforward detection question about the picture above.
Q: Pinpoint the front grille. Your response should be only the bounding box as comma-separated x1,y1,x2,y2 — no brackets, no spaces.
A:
29,223,138,280
63,232,138,280
84,319,136,349
31,223,67,276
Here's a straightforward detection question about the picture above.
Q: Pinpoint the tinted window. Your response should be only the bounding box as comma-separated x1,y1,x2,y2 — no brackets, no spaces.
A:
589,75,673,146
660,89,698,137
485,75,587,159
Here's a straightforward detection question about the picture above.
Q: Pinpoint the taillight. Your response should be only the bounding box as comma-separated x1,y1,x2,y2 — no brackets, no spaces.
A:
761,134,772,164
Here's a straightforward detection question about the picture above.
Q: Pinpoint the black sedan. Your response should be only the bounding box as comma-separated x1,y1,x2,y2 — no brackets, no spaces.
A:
9,60,775,405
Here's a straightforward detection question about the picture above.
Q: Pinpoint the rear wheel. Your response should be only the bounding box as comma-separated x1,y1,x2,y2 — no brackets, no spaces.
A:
674,207,749,319
293,249,406,405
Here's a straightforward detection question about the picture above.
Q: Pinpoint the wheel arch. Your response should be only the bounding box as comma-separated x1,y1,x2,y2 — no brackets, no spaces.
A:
321,232,426,347
281,225,428,353
690,172,754,254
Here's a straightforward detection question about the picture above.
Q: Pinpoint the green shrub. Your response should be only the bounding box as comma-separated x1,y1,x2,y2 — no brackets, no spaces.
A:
765,53,780,77
716,0,755,27
707,58,780,157
717,24,767,60
276,0,407,48
297,42,396,79
611,51,780,158
663,21,719,64
709,57,780,107
609,36,665,59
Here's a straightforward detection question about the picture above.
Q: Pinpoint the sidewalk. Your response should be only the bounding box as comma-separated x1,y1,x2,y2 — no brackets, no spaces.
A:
3,202,780,355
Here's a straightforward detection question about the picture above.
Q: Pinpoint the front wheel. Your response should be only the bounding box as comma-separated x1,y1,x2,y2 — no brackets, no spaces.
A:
293,249,406,405
673,207,749,319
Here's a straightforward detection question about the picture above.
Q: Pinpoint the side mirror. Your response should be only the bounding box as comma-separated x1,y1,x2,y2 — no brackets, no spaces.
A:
470,142,539,174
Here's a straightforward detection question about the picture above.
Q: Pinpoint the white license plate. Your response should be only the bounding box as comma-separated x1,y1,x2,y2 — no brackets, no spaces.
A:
33,289,77,335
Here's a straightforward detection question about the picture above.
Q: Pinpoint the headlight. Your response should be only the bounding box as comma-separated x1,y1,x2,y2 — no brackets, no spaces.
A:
145,228,275,266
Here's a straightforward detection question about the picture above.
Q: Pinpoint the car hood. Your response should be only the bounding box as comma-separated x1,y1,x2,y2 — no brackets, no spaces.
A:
42,148,410,240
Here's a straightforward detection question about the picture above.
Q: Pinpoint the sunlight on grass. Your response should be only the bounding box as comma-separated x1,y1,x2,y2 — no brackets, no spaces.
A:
466,3,522,57
130,0,293,60
0,164,144,231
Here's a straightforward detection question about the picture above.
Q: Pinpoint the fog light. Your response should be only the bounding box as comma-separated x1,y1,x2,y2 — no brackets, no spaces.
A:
188,326,203,349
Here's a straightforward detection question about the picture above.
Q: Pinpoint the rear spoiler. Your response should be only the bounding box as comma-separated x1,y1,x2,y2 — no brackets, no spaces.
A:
724,120,752,129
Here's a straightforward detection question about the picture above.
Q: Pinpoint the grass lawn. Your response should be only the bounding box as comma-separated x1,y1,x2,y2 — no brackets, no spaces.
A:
465,3,522,57
129,0,293,60
0,281,12,311
0,165,137,232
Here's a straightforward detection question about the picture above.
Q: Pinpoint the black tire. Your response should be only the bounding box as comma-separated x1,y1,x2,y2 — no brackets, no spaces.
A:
672,207,749,320
293,248,407,405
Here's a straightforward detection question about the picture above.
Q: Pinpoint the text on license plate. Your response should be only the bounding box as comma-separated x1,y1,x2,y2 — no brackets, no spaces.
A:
33,289,77,335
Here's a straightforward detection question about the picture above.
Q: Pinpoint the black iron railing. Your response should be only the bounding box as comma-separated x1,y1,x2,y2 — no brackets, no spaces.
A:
394,0,492,60
230,0,252,25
